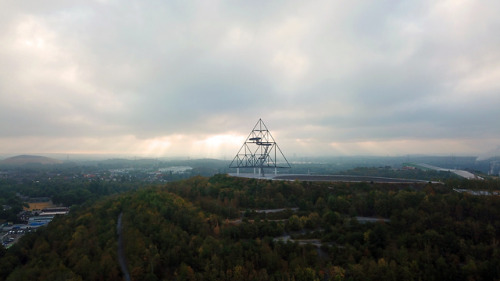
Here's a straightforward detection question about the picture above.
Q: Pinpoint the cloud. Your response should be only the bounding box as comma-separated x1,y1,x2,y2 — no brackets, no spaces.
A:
1,1,499,157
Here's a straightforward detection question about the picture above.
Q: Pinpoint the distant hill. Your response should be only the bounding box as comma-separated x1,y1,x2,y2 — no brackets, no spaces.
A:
0,155,63,165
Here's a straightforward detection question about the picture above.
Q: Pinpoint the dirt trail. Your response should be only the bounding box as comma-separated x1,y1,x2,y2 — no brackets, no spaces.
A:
117,212,131,281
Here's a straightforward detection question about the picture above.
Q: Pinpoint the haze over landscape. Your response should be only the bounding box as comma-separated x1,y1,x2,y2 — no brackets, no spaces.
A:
1,1,500,159
2,3,500,279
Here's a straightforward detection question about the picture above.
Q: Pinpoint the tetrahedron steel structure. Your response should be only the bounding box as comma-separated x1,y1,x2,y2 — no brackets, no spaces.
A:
230,119,291,176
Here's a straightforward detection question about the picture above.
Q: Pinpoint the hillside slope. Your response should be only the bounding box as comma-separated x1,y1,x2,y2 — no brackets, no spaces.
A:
0,176,499,281
0,155,63,165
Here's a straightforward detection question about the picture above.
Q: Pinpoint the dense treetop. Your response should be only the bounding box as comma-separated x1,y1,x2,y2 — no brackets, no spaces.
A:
1,175,499,280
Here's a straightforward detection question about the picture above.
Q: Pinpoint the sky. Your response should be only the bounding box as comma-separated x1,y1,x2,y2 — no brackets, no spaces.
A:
1,0,500,159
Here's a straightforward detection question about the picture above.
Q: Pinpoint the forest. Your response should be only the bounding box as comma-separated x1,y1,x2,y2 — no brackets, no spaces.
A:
1,174,500,280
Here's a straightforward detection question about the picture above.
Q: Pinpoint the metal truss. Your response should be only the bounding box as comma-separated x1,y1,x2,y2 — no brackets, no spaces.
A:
229,119,291,176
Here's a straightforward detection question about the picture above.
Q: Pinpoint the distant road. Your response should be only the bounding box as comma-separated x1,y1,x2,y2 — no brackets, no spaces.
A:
273,174,436,183
415,163,480,180
230,173,438,184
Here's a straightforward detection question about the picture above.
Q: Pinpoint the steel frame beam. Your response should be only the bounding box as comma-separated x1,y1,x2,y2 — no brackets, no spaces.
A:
229,119,291,176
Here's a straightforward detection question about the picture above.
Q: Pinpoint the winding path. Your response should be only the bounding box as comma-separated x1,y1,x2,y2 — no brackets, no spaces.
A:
117,212,131,281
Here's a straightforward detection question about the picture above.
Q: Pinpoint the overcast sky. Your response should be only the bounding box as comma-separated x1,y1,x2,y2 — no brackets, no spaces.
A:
1,0,499,159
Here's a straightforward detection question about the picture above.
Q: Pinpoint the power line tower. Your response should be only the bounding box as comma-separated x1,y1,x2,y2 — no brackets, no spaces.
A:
229,119,291,177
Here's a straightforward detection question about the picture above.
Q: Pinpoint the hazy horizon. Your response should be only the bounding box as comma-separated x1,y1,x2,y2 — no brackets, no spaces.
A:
0,152,493,162
1,1,499,159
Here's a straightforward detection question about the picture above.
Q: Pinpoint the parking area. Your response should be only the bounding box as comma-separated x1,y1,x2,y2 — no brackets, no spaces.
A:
2,228,36,248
